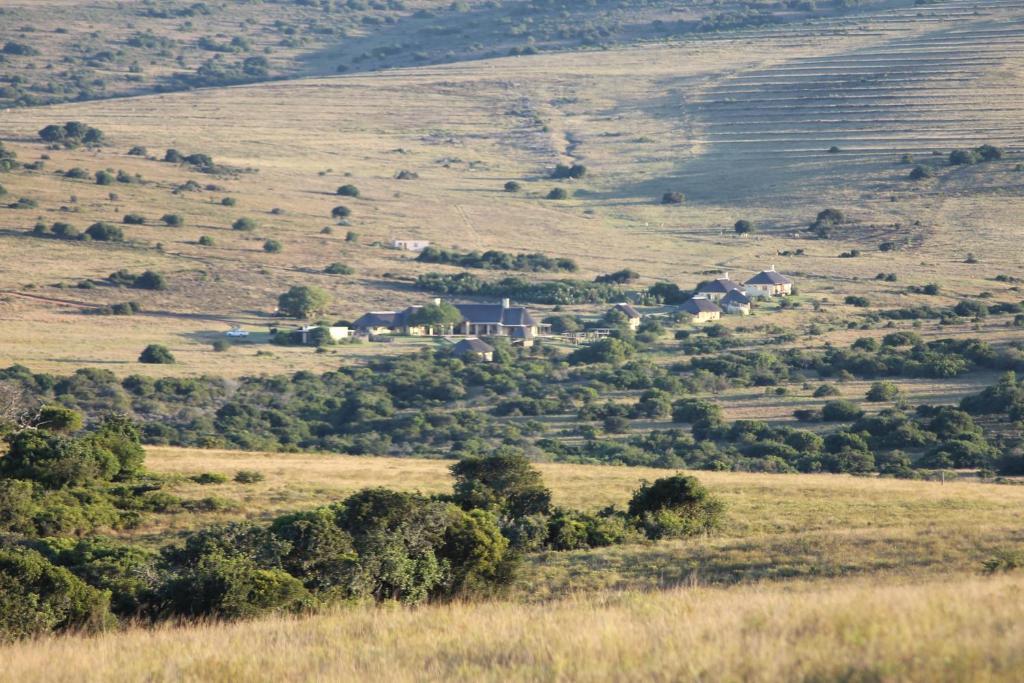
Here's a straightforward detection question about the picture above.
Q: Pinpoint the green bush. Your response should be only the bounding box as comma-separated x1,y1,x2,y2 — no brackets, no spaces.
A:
122,214,145,225
504,181,521,192
232,217,256,231
627,475,725,540
866,381,901,402
139,344,175,364
198,235,214,246
546,188,568,200
0,547,114,643
331,205,351,220
336,184,359,197
161,214,184,227
821,399,864,422
277,286,329,318
324,262,353,275
95,170,115,185
661,191,684,205
192,472,228,485
263,239,282,253
234,470,265,484
734,219,753,234
85,222,124,242
451,451,552,521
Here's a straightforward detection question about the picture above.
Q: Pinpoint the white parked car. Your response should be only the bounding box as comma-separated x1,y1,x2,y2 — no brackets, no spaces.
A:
225,327,250,337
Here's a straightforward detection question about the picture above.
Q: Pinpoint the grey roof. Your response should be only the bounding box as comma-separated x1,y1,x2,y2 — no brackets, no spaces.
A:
452,338,494,355
613,302,641,319
680,297,722,314
353,312,397,329
745,269,792,286
722,289,751,305
697,278,742,295
455,303,536,327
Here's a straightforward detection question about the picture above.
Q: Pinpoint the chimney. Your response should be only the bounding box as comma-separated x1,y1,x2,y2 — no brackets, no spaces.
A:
501,298,510,309
769,264,776,272
722,271,729,281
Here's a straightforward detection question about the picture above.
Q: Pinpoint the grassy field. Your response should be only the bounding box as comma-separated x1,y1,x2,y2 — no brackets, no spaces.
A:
3,574,1024,682
1,0,1022,379
140,448,1024,594
3,447,1024,681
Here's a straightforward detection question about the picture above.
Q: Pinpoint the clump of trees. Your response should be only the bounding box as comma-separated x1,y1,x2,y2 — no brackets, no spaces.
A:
551,163,586,179
0,408,724,642
808,208,845,238
108,270,166,290
949,145,1003,166
277,286,329,318
38,122,105,147
416,247,577,273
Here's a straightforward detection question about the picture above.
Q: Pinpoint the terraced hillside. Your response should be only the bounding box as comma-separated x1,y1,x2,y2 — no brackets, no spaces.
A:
676,0,1024,203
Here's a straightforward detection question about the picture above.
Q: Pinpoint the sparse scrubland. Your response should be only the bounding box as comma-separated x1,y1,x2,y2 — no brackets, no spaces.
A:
2,0,1024,677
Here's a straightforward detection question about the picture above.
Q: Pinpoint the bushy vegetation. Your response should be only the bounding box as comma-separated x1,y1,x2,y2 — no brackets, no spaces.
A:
38,122,104,147
416,272,621,305
277,286,329,318
416,247,577,273
0,402,721,641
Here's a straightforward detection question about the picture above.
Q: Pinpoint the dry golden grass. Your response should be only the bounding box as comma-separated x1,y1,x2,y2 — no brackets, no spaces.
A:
3,573,1023,682
138,448,1024,596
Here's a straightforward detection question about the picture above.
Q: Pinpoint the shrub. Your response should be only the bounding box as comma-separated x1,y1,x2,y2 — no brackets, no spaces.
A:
0,547,113,642
821,399,864,422
345,231,358,242
844,295,870,308
336,184,359,197
192,472,228,485
263,240,282,253
139,344,175,364
627,475,724,540
813,384,841,397
127,146,148,156
85,222,124,242
331,206,351,220
661,191,684,205
277,286,329,318
324,262,354,275
122,214,145,225
94,170,115,185
866,381,901,402
221,197,237,207
133,271,165,290
164,149,184,163
161,214,184,227
198,236,214,246
234,470,265,484
451,451,552,520
909,165,932,180
949,149,978,166
504,181,521,193
212,340,230,352
546,188,567,200
551,164,586,179
232,217,256,231
64,167,90,179
734,219,753,234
